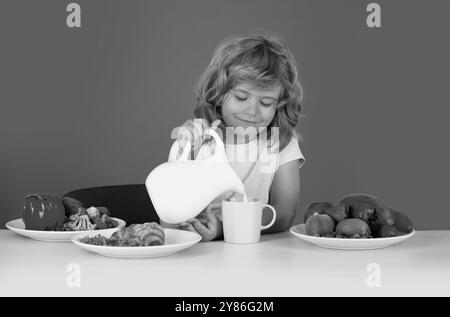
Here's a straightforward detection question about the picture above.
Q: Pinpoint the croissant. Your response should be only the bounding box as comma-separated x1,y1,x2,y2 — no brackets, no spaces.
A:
130,223,165,246
109,222,165,246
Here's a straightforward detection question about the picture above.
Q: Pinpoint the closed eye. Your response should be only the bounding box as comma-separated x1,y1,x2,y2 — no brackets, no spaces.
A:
234,95,273,107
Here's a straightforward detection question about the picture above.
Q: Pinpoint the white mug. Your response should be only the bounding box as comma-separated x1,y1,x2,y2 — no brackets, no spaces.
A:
222,198,276,244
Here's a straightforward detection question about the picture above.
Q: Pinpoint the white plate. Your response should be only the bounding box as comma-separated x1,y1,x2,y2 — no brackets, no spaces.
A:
5,218,126,242
290,224,415,250
71,228,202,258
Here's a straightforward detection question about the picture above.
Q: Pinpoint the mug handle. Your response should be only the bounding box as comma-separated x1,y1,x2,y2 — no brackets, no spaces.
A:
261,204,277,230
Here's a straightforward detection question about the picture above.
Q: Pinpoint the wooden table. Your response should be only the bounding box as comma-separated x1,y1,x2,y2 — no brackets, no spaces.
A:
1,229,449,296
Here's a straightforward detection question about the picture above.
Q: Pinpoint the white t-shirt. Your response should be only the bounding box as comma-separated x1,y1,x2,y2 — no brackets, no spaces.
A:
209,133,305,217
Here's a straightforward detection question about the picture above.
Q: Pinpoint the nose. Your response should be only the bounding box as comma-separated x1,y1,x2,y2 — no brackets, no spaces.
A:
244,97,260,118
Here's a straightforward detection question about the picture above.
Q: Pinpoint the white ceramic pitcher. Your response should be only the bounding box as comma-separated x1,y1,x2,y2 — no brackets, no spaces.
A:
145,128,246,224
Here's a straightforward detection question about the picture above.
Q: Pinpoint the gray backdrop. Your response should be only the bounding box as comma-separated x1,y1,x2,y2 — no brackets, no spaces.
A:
1,0,449,229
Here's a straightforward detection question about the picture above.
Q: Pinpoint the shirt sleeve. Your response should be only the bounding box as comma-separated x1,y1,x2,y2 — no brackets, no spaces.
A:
277,136,305,170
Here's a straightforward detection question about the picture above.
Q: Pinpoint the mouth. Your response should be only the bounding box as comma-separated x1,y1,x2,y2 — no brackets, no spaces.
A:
236,117,260,125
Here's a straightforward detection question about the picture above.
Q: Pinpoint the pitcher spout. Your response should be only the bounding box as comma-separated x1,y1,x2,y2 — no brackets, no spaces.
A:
225,171,246,196
233,179,246,195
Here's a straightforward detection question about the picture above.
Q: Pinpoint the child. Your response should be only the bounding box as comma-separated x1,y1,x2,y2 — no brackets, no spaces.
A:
172,33,305,241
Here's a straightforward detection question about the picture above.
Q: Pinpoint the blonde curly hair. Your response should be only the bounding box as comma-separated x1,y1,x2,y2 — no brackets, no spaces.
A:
193,33,303,151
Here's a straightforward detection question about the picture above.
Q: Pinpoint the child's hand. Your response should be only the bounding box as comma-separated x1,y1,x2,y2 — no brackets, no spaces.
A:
177,119,221,158
177,204,222,242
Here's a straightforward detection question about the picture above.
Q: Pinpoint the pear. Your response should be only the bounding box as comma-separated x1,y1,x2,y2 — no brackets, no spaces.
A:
392,210,414,233
378,224,405,237
336,218,371,238
303,202,333,223
305,212,335,237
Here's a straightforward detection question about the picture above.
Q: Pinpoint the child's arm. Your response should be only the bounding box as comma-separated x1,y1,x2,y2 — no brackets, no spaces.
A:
262,159,301,234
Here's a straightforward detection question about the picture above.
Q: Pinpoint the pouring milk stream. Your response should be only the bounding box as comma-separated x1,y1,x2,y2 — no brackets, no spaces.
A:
145,124,247,224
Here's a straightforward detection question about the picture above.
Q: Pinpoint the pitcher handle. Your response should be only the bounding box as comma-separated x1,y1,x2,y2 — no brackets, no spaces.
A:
168,139,192,162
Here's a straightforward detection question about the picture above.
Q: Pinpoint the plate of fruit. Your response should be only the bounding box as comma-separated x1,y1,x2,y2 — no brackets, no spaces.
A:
71,222,202,258
6,194,126,242
290,193,415,250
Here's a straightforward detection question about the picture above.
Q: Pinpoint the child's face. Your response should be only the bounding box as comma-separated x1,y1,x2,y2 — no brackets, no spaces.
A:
221,83,280,140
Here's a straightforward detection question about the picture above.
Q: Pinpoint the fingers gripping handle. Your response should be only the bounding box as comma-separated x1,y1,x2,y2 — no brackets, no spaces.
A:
168,138,192,162
204,128,226,162
168,119,223,162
